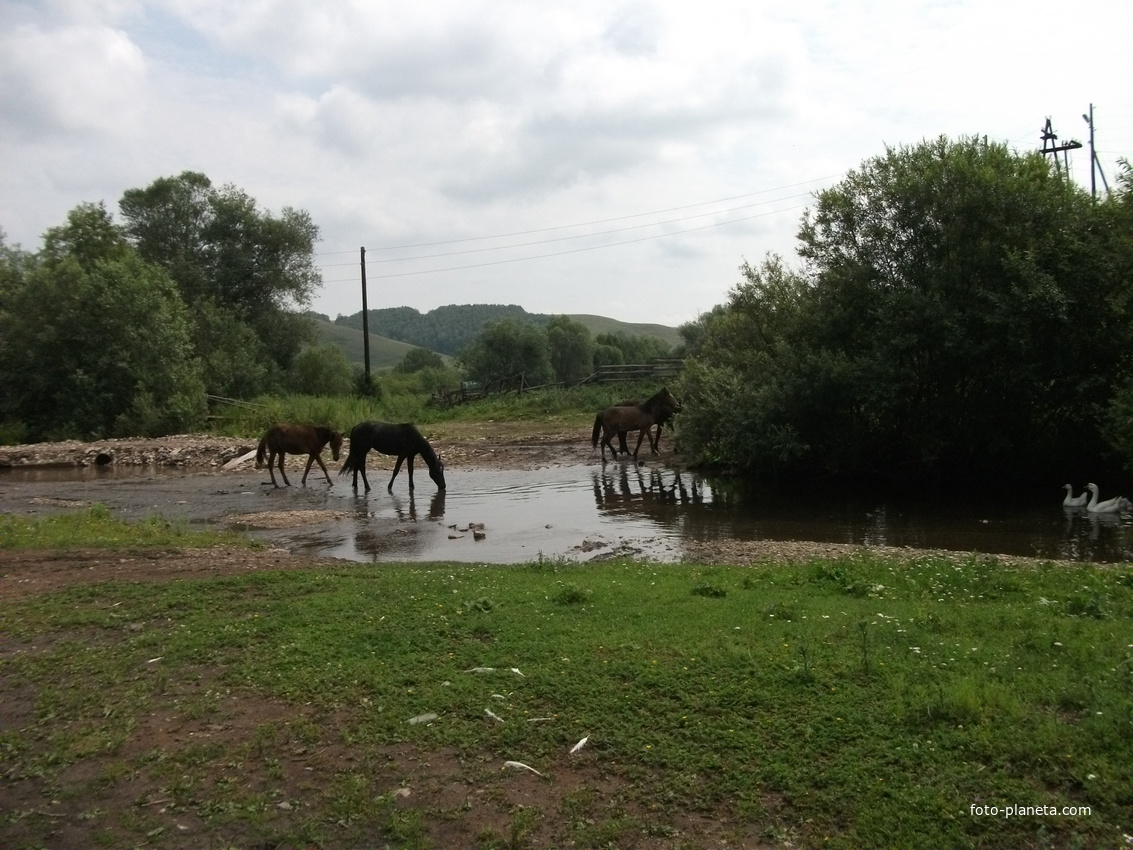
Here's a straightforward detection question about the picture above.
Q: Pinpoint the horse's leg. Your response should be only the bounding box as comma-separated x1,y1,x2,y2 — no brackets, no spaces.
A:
266,450,280,487
617,431,630,454
359,452,371,492
278,451,292,486
312,452,332,485
651,423,662,454
632,430,646,461
406,455,416,491
388,455,406,492
599,427,615,462
301,453,317,486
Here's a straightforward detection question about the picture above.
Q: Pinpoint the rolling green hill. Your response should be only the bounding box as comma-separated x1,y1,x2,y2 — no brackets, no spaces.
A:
311,317,424,370
317,305,681,368
565,314,682,349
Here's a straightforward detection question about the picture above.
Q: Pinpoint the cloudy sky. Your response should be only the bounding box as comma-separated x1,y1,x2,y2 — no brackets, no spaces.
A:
1,0,1129,327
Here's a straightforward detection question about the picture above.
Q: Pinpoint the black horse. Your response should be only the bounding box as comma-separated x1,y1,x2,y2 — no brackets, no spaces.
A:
340,422,446,492
591,387,682,461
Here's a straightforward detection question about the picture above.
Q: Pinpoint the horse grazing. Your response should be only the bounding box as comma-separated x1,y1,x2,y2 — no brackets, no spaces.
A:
615,397,678,455
256,423,343,488
340,421,446,493
592,387,682,461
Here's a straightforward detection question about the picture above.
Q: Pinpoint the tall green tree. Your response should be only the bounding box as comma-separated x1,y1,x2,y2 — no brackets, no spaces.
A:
458,318,552,386
118,171,321,391
395,347,446,374
546,315,595,383
595,330,671,364
1102,160,1133,471
0,206,205,440
290,343,354,397
679,137,1133,484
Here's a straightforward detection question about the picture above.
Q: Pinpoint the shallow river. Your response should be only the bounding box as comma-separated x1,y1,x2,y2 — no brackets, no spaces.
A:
2,463,1131,564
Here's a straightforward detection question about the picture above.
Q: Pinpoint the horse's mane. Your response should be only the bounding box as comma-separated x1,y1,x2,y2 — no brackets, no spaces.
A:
404,423,441,468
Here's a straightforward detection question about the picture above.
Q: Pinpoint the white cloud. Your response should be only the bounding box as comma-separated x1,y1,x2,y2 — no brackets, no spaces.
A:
0,21,146,137
1,0,1129,325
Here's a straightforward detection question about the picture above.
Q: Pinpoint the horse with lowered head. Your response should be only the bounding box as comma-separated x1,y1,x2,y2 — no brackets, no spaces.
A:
256,423,343,488
592,387,681,461
340,421,446,493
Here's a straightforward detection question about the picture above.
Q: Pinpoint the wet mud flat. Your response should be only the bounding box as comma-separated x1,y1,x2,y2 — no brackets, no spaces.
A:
0,460,698,564
3,443,1131,565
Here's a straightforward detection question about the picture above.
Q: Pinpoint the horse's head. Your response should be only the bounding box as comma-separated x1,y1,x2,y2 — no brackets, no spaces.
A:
329,430,344,461
430,459,447,491
657,387,682,414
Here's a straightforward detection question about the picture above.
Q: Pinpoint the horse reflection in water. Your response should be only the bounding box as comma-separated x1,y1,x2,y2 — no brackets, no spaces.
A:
349,488,447,559
591,466,705,520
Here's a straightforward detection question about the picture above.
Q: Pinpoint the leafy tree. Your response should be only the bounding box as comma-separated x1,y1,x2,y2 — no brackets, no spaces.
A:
1102,159,1133,470
593,343,624,368
0,207,205,439
458,318,552,385
291,343,354,397
595,330,671,363
191,299,275,399
395,347,446,374
41,202,131,269
679,136,1133,484
546,315,595,383
119,171,321,388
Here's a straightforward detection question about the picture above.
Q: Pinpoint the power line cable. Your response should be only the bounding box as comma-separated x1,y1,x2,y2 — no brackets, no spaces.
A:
313,175,835,261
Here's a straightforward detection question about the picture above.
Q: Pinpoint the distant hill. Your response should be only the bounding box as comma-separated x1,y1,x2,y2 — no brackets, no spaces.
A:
330,304,681,359
565,314,682,349
309,315,426,370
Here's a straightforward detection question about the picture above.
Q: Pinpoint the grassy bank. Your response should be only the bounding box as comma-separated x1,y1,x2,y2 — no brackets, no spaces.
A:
2,513,1130,848
204,383,662,439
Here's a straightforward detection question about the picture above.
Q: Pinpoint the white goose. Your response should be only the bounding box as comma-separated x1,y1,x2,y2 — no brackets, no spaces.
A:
1085,483,1129,514
1062,484,1088,507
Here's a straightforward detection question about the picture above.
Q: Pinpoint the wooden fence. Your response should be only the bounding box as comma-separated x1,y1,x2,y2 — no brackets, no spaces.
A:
429,358,684,409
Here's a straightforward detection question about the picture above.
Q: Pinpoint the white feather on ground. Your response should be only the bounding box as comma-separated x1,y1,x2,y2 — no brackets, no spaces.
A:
570,735,589,754
503,760,544,776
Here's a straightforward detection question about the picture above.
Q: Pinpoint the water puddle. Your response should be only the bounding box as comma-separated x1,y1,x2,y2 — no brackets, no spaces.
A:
2,463,1131,564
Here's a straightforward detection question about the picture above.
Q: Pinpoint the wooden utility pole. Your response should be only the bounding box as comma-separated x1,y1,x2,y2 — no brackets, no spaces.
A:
360,247,371,385
1039,117,1082,175
1081,104,1110,198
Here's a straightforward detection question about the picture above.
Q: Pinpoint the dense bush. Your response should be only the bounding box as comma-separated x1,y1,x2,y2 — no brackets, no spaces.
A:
677,138,1133,486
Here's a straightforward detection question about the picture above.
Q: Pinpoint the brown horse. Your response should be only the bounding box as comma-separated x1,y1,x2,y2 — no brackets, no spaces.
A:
592,387,681,461
615,397,678,455
256,423,343,488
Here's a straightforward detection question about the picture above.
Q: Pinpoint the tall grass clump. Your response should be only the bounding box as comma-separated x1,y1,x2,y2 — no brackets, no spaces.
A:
0,504,253,550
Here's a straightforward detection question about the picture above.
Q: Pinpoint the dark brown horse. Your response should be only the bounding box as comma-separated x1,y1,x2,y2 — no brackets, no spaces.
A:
591,387,681,461
615,397,678,455
256,423,343,488
340,421,446,492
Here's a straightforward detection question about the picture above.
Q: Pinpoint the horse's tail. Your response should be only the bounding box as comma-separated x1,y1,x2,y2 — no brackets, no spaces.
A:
591,413,603,448
255,435,268,468
338,440,363,477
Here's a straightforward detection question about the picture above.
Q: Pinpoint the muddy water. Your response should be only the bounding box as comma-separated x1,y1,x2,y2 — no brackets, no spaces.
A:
2,463,1131,564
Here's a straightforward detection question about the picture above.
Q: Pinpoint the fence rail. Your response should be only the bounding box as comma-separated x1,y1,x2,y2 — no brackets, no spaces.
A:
429,358,684,409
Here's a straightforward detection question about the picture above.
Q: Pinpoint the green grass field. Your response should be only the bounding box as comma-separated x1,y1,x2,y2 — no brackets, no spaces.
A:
2,509,1130,848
